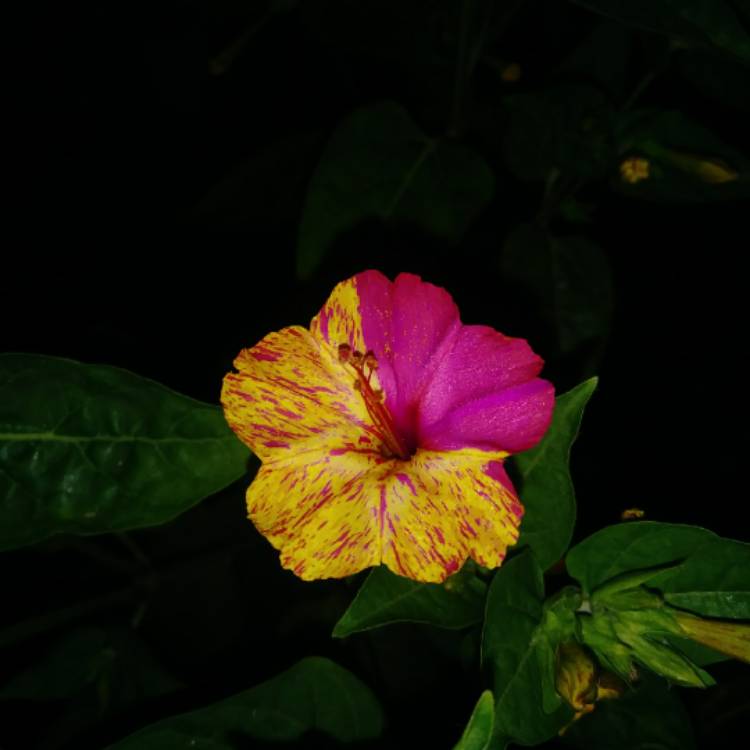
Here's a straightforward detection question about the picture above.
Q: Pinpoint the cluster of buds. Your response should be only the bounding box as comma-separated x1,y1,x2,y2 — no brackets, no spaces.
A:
577,568,750,690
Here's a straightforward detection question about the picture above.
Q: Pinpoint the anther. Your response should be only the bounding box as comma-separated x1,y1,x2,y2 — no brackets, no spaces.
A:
338,343,352,362
362,351,378,370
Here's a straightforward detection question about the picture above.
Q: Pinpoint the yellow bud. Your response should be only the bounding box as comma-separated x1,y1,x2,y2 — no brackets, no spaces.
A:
674,611,750,664
694,159,739,184
621,508,645,520
620,157,650,184
662,150,739,184
555,641,598,712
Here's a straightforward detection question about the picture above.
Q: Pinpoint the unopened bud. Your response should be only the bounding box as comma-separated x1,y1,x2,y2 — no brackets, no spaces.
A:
663,150,739,184
556,641,598,712
673,611,750,665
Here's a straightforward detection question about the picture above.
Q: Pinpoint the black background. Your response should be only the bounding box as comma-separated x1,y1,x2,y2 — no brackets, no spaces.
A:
3,1,748,748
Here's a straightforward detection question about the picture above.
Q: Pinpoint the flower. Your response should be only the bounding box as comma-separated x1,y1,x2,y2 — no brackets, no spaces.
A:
619,157,650,184
221,271,554,582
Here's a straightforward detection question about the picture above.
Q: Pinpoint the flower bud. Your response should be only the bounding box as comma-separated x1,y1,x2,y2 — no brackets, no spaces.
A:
673,611,750,665
555,641,598,712
662,150,739,183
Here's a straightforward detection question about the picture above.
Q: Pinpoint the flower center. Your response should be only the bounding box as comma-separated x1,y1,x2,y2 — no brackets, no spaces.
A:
338,343,411,460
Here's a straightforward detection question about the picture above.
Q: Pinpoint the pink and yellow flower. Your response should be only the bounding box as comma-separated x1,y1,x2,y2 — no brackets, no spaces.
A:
221,271,553,582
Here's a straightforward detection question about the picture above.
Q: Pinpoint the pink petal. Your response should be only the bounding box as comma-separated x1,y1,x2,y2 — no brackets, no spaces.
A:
419,378,555,453
356,271,461,452
417,324,545,428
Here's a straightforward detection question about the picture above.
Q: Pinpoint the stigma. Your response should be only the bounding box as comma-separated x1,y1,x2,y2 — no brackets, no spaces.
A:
338,343,411,460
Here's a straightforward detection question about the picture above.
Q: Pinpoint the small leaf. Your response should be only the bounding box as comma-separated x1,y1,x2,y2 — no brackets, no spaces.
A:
0,626,179,705
502,85,614,183
561,673,697,750
452,690,494,750
514,378,598,570
566,522,750,610
297,101,494,277
571,0,750,64
106,656,384,748
557,20,633,98
0,354,250,549
502,225,614,353
332,564,485,638
481,550,574,747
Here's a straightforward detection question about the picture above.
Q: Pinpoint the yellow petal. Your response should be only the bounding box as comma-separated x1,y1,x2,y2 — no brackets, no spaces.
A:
222,325,379,462
247,445,519,582
310,275,367,353
378,450,518,582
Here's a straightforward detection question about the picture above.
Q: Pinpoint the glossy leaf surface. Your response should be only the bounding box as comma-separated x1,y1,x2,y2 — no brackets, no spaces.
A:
514,378,598,570
0,355,250,549
333,564,486,638
106,656,384,748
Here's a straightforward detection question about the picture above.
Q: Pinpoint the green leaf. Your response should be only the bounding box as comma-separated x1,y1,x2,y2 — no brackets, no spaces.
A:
502,84,614,183
557,20,633,98
615,109,750,202
0,354,250,549
297,101,494,278
452,690,495,750
332,564,485,638
481,550,574,748
106,656,384,749
566,522,750,610
514,378,598,570
561,673,697,750
0,626,179,707
571,0,750,64
193,131,323,231
677,48,750,113
501,225,614,354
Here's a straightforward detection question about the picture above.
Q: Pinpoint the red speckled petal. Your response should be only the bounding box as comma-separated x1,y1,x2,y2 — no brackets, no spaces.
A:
221,325,379,462
377,450,521,582
246,446,385,580
246,445,521,583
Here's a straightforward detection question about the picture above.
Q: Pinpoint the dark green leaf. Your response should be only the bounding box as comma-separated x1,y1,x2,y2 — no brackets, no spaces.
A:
615,109,750,202
571,0,750,64
502,84,613,183
502,225,614,353
332,564,485,638
566,522,750,617
481,550,574,747
514,378,598,570
557,20,633,98
677,48,750,113
297,101,494,277
106,656,384,749
0,626,179,704
0,354,250,550
193,132,323,231
561,673,697,750
452,690,494,750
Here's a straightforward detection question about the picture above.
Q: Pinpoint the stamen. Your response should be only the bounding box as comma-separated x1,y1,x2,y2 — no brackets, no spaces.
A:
339,345,410,459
